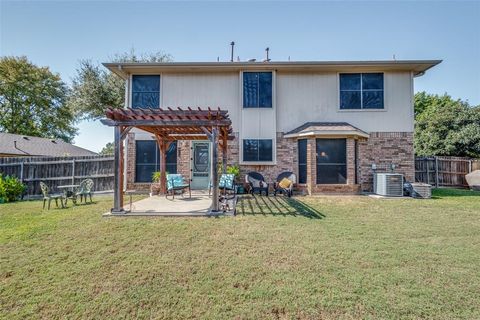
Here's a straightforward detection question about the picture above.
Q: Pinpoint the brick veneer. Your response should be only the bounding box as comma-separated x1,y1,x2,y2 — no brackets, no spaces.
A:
124,131,414,194
357,132,414,192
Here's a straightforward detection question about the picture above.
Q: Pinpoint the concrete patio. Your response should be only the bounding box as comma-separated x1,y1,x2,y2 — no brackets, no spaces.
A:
103,191,236,217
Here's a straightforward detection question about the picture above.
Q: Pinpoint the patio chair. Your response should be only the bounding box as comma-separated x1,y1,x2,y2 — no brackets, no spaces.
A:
166,174,191,199
75,178,94,204
40,182,65,209
273,171,296,197
245,172,269,196
209,173,236,199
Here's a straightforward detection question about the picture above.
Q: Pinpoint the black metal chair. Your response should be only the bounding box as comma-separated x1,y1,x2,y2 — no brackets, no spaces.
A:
245,172,269,196
273,171,296,197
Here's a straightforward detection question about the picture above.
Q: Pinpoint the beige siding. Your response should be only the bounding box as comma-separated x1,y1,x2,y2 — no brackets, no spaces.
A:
276,71,414,133
161,73,240,129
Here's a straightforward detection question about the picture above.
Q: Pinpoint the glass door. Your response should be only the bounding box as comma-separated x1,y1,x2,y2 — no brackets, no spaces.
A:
191,141,210,189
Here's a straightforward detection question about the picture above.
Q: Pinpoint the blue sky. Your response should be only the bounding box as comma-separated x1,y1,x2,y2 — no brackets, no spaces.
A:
1,1,479,152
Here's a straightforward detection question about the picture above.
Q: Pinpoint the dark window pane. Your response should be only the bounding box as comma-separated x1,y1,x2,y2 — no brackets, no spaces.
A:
316,139,346,184
258,139,273,161
243,140,258,161
340,91,361,109
316,139,346,164
132,92,160,109
363,91,384,109
166,141,177,174
136,141,156,164
298,139,307,184
243,72,259,108
340,73,361,90
316,165,347,184
132,75,160,108
258,72,272,108
362,73,383,90
132,75,160,92
135,164,156,183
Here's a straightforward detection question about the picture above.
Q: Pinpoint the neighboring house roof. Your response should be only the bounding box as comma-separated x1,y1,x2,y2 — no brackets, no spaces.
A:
284,122,369,139
103,60,442,79
0,133,98,157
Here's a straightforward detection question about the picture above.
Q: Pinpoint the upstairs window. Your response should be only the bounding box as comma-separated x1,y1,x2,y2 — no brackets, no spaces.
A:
132,75,160,109
340,73,384,109
243,139,273,162
243,72,273,108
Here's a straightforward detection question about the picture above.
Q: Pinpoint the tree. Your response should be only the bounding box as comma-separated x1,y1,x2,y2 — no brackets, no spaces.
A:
414,92,480,157
0,56,77,142
68,49,172,120
99,142,114,155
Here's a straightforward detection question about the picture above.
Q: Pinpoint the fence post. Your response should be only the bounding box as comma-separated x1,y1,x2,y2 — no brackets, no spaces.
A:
469,160,472,173
435,157,439,188
72,159,76,185
426,158,430,185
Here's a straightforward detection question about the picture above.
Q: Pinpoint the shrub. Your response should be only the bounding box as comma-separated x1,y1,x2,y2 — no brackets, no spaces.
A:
0,175,26,203
226,165,241,182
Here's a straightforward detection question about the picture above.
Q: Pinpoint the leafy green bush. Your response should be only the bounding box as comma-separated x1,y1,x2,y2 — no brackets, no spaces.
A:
226,165,241,182
0,175,26,203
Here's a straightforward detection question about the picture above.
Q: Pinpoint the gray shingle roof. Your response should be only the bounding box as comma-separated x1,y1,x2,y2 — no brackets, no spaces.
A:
284,122,369,138
0,133,97,157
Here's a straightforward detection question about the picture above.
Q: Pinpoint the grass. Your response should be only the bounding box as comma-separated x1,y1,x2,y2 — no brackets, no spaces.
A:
1,189,480,319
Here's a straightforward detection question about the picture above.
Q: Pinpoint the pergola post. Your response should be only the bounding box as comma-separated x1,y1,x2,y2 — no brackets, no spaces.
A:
210,127,219,212
222,135,228,173
155,135,169,195
112,126,125,214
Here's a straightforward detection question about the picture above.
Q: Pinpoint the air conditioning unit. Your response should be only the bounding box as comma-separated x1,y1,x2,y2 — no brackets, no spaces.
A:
373,173,404,197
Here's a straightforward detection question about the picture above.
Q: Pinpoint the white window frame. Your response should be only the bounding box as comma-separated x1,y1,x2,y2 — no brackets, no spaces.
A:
337,72,387,112
239,70,277,165
129,74,162,109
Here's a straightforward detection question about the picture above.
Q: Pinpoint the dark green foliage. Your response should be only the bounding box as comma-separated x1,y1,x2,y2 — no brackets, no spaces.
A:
0,175,26,203
68,49,172,120
99,142,114,155
414,92,480,157
0,56,77,142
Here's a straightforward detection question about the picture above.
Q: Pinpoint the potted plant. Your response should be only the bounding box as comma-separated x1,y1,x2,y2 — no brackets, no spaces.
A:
150,171,164,196
226,165,243,194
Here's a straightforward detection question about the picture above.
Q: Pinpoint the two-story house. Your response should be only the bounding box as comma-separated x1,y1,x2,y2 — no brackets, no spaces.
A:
103,60,441,194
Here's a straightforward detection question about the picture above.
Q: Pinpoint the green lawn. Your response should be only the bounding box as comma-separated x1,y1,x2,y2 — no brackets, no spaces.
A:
1,189,479,319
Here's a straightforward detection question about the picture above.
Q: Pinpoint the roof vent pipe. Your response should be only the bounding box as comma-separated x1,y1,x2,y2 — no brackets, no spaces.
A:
264,47,270,62
230,41,235,62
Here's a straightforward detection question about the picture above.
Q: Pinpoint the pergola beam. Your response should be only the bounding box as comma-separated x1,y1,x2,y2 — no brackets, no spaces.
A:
103,107,233,214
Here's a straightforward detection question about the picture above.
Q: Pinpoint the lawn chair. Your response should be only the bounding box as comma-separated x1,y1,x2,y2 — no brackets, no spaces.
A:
209,174,236,199
273,171,296,197
40,182,65,209
75,179,94,203
166,174,191,199
245,172,269,196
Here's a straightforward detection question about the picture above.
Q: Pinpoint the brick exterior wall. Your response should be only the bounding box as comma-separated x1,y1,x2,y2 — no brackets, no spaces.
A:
124,131,414,194
358,132,414,192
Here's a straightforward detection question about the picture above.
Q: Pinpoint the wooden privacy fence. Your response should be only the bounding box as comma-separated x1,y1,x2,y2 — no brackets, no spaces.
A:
0,155,114,197
415,156,479,188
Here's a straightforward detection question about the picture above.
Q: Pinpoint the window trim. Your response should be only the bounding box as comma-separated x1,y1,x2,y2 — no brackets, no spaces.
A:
241,71,274,109
240,138,275,165
337,72,386,112
129,74,162,109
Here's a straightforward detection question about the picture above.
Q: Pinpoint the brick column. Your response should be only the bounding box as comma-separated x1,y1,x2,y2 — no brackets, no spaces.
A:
306,138,316,195
346,138,356,185
126,132,136,190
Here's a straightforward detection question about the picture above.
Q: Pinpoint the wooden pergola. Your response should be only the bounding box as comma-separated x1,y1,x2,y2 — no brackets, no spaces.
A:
101,107,233,214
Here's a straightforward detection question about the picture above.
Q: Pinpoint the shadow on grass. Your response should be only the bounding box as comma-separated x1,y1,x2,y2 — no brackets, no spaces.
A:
236,194,325,219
